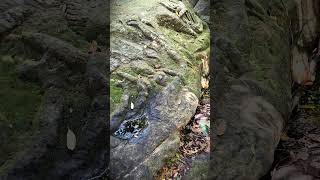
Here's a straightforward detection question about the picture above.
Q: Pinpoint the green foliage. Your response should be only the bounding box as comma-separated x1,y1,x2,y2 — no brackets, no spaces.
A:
164,153,183,167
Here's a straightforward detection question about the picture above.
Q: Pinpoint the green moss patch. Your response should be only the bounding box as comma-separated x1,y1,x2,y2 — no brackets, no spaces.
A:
110,79,125,113
0,55,42,168
184,67,201,96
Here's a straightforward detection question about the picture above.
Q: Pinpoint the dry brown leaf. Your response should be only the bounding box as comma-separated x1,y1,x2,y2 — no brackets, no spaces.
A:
191,127,201,133
191,123,201,134
201,77,209,89
204,145,210,153
181,146,198,156
280,133,290,141
202,55,209,77
204,137,210,152
88,40,98,54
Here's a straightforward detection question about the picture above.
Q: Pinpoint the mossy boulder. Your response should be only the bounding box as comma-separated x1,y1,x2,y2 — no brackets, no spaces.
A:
109,0,209,179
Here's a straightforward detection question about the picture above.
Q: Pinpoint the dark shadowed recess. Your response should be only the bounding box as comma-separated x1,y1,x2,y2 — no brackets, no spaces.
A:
0,0,110,179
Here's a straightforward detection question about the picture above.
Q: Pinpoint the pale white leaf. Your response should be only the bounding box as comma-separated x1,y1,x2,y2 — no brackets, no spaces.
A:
67,128,76,150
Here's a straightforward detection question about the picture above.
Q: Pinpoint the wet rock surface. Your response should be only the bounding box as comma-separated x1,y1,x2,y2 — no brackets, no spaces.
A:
114,114,149,140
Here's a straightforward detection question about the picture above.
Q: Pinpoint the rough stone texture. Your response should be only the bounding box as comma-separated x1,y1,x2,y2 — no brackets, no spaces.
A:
62,0,109,43
290,0,320,86
294,0,320,49
188,0,200,7
0,0,209,179
209,0,293,179
183,153,209,180
1,0,318,179
0,0,109,179
109,0,209,179
194,0,209,23
206,0,320,179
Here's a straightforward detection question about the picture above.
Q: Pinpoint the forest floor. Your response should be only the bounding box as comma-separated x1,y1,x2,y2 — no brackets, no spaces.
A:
156,88,210,179
157,45,320,179
263,56,320,179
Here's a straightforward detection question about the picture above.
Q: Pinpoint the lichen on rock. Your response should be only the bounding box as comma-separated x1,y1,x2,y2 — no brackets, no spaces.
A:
109,0,209,178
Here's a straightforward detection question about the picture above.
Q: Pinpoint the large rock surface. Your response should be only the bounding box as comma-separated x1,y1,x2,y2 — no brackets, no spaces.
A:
0,0,209,179
109,0,209,179
206,0,320,179
1,0,318,179
0,0,109,179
